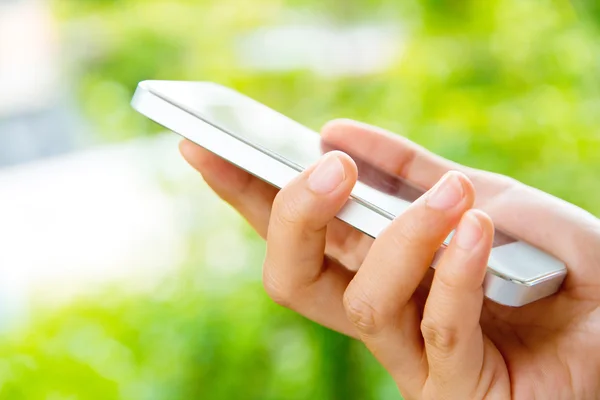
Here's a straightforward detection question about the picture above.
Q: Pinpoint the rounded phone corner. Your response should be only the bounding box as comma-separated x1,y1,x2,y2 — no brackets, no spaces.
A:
137,79,153,89
488,240,566,283
483,268,566,307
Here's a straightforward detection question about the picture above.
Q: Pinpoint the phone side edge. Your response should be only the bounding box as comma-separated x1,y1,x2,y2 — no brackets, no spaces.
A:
131,83,395,241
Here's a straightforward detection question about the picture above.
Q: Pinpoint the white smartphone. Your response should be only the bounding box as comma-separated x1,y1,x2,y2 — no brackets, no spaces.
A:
131,80,567,307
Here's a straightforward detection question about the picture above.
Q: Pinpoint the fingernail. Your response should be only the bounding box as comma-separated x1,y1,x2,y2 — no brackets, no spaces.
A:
308,153,346,194
454,211,483,250
426,172,464,210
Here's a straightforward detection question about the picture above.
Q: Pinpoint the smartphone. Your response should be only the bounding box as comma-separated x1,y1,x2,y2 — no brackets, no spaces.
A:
131,80,567,307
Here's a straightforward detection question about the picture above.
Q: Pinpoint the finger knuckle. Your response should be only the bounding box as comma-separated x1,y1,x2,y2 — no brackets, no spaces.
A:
388,218,425,249
262,263,294,308
343,289,383,336
272,191,305,228
435,268,466,293
420,318,459,354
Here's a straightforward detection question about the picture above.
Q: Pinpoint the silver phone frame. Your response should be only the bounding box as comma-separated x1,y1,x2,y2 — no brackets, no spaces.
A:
131,80,567,307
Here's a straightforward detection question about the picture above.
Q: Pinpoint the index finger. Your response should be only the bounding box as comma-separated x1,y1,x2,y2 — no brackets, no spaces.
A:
321,119,461,190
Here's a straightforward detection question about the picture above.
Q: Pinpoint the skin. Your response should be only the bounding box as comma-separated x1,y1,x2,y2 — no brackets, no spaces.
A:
180,119,600,399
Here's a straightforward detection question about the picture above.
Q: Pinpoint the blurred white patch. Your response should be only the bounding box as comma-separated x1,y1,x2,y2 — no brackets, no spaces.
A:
0,272,29,332
204,228,250,276
237,23,403,77
269,328,313,382
0,135,193,313
0,0,60,117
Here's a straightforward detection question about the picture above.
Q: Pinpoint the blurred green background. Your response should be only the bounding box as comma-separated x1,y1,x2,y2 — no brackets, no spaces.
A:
1,0,599,399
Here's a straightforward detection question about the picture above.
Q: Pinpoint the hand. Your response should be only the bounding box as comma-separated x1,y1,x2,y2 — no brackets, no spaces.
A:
180,119,600,399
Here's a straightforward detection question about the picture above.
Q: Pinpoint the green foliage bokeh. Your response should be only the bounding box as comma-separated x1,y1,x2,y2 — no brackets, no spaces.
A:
2,0,599,398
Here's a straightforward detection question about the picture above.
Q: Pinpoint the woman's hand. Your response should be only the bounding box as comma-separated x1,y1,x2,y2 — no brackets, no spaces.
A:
180,119,600,399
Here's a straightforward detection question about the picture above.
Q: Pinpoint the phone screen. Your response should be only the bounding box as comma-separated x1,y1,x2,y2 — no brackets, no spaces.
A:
152,82,515,247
